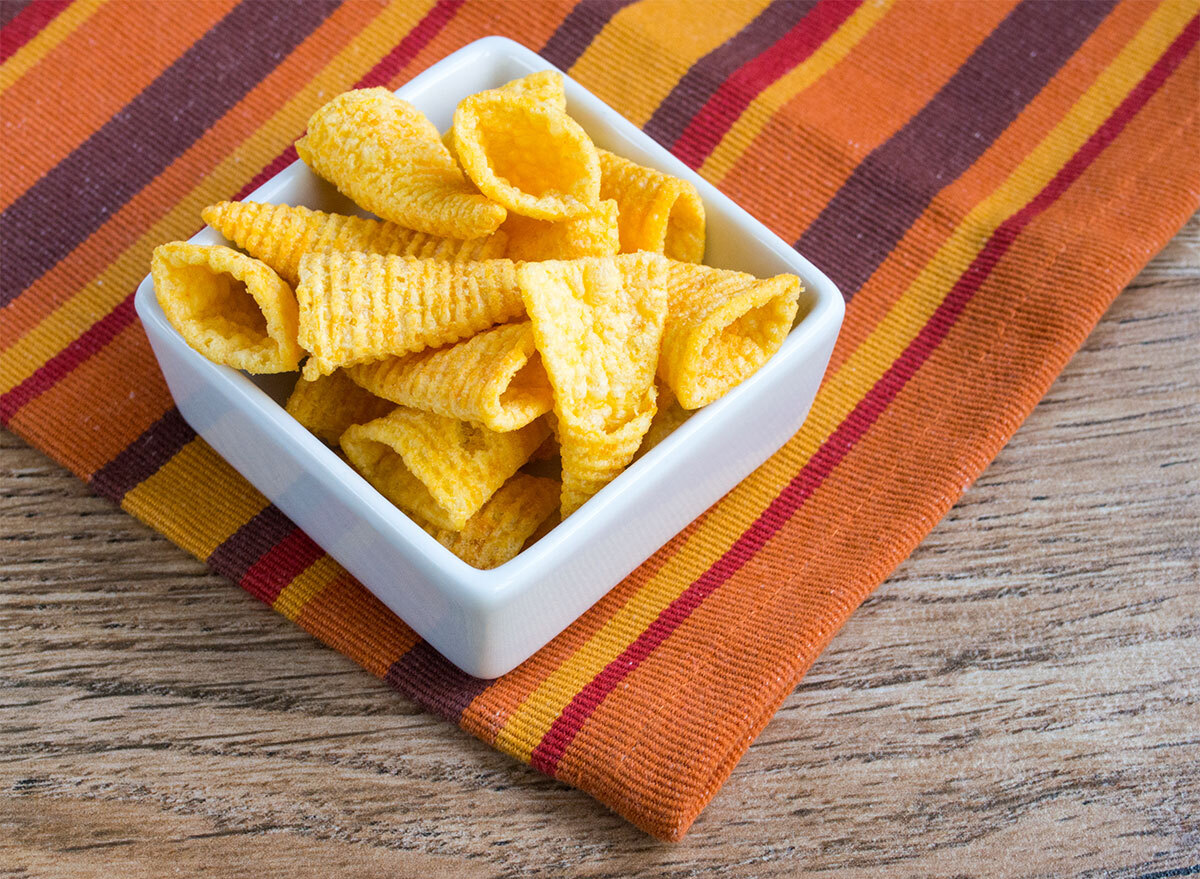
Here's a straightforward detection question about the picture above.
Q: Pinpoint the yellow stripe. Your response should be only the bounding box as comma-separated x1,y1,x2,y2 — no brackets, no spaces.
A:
492,0,1192,761
121,439,270,559
274,554,343,621
700,0,894,182
0,0,104,92
0,0,435,394
569,0,771,126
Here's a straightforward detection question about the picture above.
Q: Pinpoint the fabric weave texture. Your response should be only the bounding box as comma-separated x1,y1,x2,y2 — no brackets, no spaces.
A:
2,0,1198,840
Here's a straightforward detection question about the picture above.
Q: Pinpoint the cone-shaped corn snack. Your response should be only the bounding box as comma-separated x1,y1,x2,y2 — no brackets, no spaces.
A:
500,70,567,110
452,88,600,221
340,408,549,531
295,254,523,380
518,253,668,516
202,200,507,287
598,149,705,263
284,371,395,444
151,242,302,373
634,383,692,460
661,261,801,409
502,199,619,262
295,88,506,239
347,322,552,432
422,473,560,569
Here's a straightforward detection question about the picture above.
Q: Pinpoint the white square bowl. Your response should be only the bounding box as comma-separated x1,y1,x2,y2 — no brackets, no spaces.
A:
134,36,844,679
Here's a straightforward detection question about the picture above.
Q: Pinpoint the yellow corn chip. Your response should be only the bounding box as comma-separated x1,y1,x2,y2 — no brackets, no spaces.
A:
295,88,506,239
151,242,302,373
284,371,395,444
660,261,802,409
634,383,692,459
340,408,549,531
295,254,523,380
499,70,567,110
598,149,705,263
501,199,619,262
423,473,560,569
517,253,668,516
347,322,551,432
201,200,507,287
452,90,600,221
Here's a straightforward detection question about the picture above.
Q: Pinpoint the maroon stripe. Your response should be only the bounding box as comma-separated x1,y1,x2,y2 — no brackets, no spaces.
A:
0,292,135,423
643,0,818,149
207,505,298,584
234,0,463,204
88,407,194,502
672,0,862,169
530,15,1200,776
0,0,343,307
241,526,324,605
384,641,491,723
539,0,636,71
0,0,70,62
795,0,1116,298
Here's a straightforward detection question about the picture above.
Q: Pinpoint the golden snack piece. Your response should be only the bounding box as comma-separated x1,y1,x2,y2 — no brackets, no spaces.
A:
518,253,668,515
340,407,549,531
423,473,560,569
499,70,567,110
347,322,552,433
598,149,705,263
202,200,507,286
295,88,506,239
501,199,619,262
452,89,600,221
151,242,303,373
660,261,801,409
634,383,691,460
284,371,395,444
295,254,523,380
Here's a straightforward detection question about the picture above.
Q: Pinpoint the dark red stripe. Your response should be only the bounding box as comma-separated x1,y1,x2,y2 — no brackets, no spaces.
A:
0,292,135,423
88,406,194,502
539,0,637,71
795,0,1115,299
233,0,464,200
207,505,298,584
643,0,819,149
0,0,343,306
240,526,325,604
672,0,862,169
0,0,70,62
530,15,1200,776
384,641,491,722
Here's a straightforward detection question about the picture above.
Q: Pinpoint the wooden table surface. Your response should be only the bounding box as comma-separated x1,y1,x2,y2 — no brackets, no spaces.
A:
2,216,1197,878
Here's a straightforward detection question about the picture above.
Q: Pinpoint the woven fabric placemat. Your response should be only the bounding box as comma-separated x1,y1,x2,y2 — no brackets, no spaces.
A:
2,0,1197,840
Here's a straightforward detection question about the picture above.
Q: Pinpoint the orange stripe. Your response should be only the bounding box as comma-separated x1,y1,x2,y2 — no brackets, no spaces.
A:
0,0,238,211
295,572,419,679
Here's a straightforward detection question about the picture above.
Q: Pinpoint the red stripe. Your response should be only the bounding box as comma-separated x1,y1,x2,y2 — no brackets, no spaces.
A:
0,0,70,63
0,293,136,423
234,0,465,199
530,14,1200,776
241,526,325,605
672,0,863,169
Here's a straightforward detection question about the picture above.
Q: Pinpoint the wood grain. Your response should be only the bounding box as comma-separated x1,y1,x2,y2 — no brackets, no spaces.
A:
2,215,1197,878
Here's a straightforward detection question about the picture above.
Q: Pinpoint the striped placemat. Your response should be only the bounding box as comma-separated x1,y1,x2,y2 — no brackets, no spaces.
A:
2,0,1197,840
